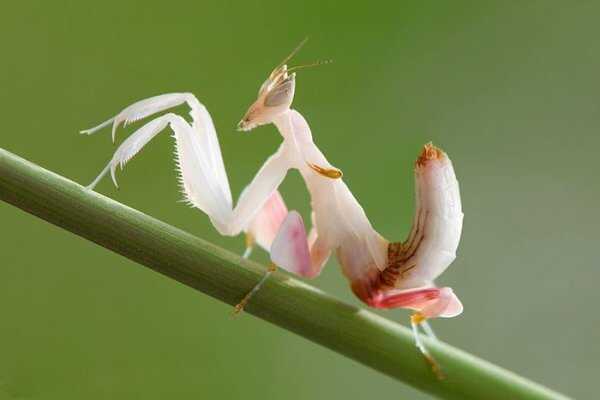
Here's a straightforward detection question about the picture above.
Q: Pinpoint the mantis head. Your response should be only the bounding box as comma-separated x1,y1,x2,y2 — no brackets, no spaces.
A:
237,38,330,132
237,64,296,132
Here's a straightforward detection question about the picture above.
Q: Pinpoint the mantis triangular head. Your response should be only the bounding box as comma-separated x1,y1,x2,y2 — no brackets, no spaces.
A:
237,38,331,132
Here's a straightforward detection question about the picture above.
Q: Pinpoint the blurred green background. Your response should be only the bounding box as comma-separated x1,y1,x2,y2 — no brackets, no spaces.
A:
1,1,598,398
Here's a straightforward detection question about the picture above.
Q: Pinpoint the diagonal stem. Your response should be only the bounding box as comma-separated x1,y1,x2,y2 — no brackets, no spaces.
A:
0,148,570,400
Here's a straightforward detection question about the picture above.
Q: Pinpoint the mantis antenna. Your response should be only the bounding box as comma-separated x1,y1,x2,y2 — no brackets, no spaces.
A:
275,37,309,70
287,59,333,73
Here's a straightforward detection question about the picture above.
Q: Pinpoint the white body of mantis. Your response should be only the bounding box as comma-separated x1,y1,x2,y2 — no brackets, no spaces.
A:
81,46,463,374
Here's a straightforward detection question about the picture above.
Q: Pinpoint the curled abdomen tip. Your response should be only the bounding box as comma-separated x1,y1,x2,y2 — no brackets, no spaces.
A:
416,142,446,168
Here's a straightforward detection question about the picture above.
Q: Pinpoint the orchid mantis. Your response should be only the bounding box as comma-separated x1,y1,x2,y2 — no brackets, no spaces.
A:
81,42,463,375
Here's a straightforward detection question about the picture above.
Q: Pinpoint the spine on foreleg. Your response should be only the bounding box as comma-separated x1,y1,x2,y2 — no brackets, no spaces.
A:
172,124,233,235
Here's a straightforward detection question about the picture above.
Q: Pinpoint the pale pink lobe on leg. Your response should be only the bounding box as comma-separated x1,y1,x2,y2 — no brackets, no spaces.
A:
430,287,463,318
245,190,288,251
363,286,463,318
270,211,312,276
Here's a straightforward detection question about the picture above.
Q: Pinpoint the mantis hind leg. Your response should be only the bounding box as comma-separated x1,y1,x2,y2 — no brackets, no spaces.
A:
361,287,447,378
411,313,445,380
420,319,438,341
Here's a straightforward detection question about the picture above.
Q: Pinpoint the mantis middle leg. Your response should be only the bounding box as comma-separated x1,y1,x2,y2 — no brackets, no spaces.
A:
233,209,332,313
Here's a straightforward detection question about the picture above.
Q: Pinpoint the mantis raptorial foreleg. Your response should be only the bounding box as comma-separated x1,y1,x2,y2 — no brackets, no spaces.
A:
81,93,199,141
411,313,444,379
226,147,289,235
420,320,438,340
82,93,291,238
86,113,189,189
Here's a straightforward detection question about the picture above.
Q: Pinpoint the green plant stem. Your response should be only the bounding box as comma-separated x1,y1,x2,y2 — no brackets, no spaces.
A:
0,148,570,400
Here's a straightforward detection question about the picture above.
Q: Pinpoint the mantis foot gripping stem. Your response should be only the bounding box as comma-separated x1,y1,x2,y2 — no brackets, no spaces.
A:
233,263,278,315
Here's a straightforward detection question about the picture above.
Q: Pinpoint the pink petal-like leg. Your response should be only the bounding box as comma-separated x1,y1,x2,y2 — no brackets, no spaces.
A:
233,210,308,314
270,211,331,278
82,93,295,238
243,190,288,258
234,210,331,314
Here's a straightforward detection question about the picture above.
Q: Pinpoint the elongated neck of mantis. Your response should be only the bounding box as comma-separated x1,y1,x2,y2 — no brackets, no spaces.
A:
272,110,296,142
272,109,307,164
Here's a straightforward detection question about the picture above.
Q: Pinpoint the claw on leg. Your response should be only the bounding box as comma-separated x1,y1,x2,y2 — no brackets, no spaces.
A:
411,312,445,380
307,162,343,179
233,263,277,315
80,117,115,136
86,163,112,190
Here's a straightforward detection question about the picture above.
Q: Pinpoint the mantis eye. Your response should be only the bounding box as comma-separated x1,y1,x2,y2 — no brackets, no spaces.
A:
264,76,295,107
